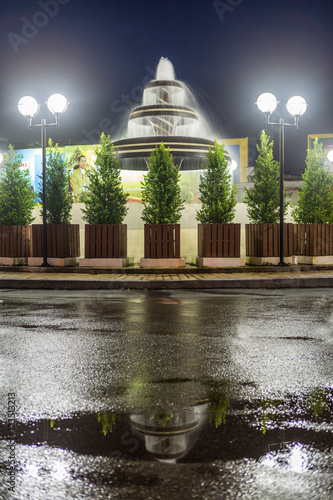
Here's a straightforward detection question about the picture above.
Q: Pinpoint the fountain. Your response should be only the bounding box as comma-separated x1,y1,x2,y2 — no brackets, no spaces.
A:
130,401,208,463
113,57,231,170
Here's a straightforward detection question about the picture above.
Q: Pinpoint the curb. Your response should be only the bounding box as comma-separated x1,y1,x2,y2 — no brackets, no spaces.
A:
1,276,333,290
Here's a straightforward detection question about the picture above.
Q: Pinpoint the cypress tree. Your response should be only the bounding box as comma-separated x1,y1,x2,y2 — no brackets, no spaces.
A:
292,138,333,223
244,130,288,223
0,145,36,225
82,133,128,224
141,142,184,224
196,139,237,223
39,139,72,224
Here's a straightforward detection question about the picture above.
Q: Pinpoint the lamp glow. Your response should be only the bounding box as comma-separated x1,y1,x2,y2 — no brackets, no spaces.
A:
229,160,237,172
18,96,39,118
327,150,333,163
255,92,278,114
46,94,68,115
286,96,307,117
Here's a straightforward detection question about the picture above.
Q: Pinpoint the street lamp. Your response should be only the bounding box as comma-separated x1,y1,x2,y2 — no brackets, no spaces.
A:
18,94,68,266
255,92,307,265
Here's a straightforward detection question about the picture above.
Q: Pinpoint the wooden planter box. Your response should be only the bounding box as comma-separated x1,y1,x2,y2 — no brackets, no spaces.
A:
293,224,333,264
0,225,31,265
196,223,244,267
140,223,185,268
246,223,295,265
79,224,132,267
29,224,80,266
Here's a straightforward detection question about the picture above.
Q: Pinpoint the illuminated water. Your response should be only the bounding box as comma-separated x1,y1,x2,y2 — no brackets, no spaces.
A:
125,56,216,140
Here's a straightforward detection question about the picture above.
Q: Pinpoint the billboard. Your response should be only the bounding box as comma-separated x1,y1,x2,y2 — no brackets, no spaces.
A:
0,137,248,203
308,133,333,169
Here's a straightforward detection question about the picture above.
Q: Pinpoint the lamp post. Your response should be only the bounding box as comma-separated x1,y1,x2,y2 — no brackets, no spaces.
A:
255,92,307,265
18,94,68,267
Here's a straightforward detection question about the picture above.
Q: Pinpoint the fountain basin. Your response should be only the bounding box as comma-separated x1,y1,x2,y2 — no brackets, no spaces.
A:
113,135,231,171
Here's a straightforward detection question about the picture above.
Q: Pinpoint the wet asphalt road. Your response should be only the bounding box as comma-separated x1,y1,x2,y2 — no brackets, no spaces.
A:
0,288,332,499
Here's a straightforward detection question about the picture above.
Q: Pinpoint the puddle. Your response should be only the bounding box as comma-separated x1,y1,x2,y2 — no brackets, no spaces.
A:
1,387,332,464
1,388,332,499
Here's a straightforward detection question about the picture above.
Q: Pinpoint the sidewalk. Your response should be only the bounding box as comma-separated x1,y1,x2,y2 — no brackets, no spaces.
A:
0,265,333,289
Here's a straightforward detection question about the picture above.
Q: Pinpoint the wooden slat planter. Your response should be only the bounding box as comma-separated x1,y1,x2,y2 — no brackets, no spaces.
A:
196,223,244,267
198,223,241,258
84,224,127,258
245,223,294,265
293,224,333,264
29,224,80,266
140,224,185,267
144,224,180,259
0,225,31,265
79,224,131,267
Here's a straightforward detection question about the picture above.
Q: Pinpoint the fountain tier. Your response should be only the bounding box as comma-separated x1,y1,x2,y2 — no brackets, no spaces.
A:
114,57,230,170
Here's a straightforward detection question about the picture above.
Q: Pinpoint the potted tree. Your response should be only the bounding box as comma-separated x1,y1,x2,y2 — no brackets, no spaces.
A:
195,140,243,267
0,145,36,265
140,142,185,267
80,133,131,267
292,138,333,264
244,131,293,265
29,140,80,266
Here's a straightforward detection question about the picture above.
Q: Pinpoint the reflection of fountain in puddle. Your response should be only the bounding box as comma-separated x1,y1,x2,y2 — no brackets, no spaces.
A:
1,386,331,471
130,401,208,463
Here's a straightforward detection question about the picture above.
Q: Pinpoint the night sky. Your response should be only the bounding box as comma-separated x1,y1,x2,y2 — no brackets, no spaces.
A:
0,0,332,175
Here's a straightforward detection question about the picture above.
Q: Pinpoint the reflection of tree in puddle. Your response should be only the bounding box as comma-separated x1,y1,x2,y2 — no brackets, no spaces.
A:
258,399,282,435
206,380,231,428
97,412,120,436
307,388,331,420
256,387,333,435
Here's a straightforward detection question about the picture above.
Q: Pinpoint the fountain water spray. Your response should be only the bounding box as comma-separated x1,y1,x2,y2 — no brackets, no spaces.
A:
114,57,231,171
